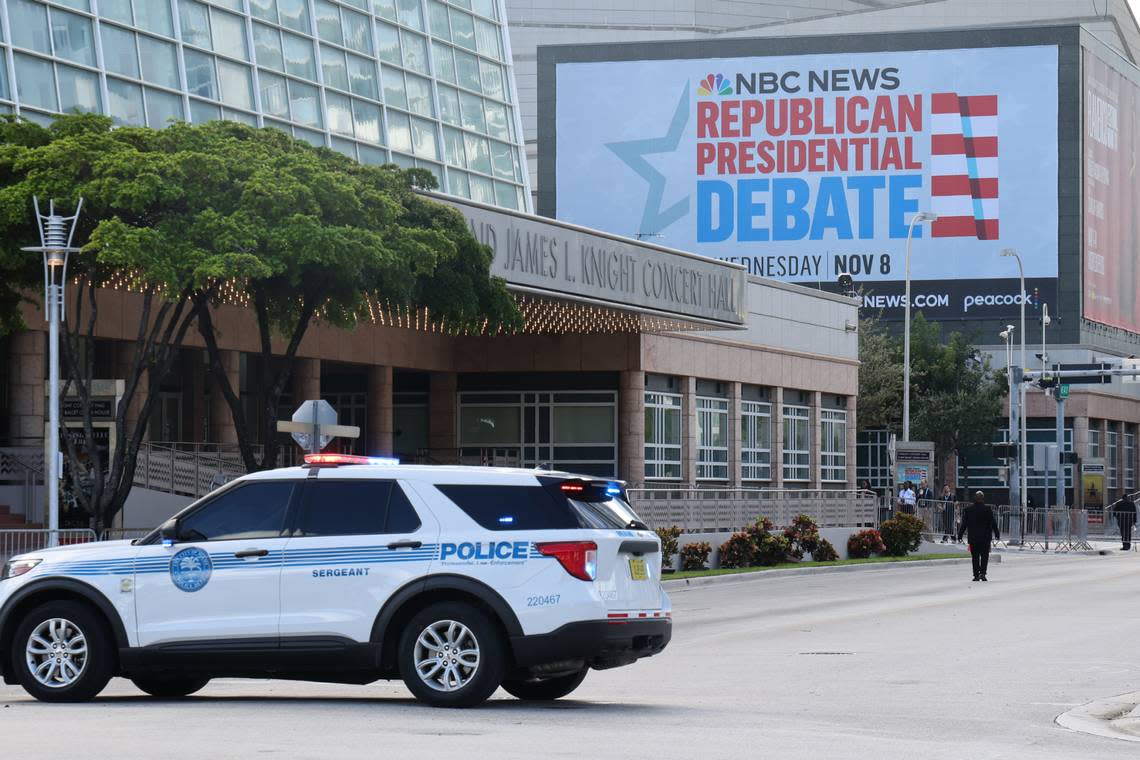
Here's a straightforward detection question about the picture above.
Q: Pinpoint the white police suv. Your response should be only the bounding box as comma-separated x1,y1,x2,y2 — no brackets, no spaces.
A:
0,455,671,707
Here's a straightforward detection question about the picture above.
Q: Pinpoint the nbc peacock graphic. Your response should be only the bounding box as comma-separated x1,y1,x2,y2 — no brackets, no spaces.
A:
697,73,732,96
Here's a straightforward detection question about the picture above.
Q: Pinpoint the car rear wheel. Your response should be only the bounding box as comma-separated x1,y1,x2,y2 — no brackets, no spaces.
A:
12,601,114,702
501,667,588,701
130,675,211,698
398,601,506,708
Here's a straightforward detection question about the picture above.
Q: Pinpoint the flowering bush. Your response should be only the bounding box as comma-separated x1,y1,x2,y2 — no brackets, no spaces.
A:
680,542,712,571
655,525,682,570
756,534,792,566
718,532,756,568
847,529,886,559
879,512,925,556
811,538,840,562
783,514,822,559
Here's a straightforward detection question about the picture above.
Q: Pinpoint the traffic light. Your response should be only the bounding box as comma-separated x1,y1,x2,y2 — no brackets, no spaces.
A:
1037,375,1058,389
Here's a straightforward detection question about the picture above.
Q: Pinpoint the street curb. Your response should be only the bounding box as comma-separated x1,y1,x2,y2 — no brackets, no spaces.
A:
662,556,975,590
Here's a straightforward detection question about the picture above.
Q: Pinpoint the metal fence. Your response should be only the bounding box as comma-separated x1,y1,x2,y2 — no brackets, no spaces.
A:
626,487,878,533
0,528,98,564
132,443,247,498
0,447,45,525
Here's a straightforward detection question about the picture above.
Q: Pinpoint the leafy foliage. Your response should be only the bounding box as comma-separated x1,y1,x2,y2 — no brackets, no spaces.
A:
811,538,840,562
655,525,682,570
783,513,822,559
680,542,712,571
847,529,886,559
879,512,926,556
718,532,756,569
755,534,792,566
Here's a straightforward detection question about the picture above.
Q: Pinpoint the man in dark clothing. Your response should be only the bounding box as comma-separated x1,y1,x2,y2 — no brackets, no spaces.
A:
1113,494,1137,551
957,491,1001,581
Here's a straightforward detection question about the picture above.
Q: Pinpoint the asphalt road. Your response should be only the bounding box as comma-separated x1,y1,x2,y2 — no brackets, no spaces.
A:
1,553,1137,758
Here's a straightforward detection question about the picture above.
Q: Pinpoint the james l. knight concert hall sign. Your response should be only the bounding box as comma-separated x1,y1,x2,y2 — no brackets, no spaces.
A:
432,193,748,329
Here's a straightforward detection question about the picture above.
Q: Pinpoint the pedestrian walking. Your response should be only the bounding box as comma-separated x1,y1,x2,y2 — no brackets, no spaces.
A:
939,484,955,542
957,491,1000,582
1112,493,1137,551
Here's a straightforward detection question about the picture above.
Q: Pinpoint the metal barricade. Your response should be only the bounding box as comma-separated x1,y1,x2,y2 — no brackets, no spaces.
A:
0,529,98,564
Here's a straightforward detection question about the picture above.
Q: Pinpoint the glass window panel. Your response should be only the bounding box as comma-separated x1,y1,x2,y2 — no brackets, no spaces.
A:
178,482,293,541
342,8,371,54
352,98,381,143
448,169,470,198
474,18,500,59
386,110,412,153
396,0,423,31
449,9,475,51
276,0,310,33
313,0,342,45
428,1,451,40
258,70,289,117
438,85,460,125
390,151,414,169
464,132,490,174
210,0,243,11
99,0,132,25
293,126,325,147
346,54,377,99
249,0,275,22
326,90,353,135
358,144,387,165
10,0,51,55
140,37,181,88
375,21,400,65
107,77,144,125
432,42,455,83
473,0,496,18
57,64,100,113
55,0,90,11
217,59,253,110
136,1,174,37
332,136,355,158
145,87,184,126
321,45,349,91
374,0,396,21
50,9,96,66
400,30,428,74
14,54,57,110
405,73,432,116
183,49,217,99
458,90,486,132
484,99,508,138
381,65,407,109
442,126,465,166
494,181,518,209
101,25,139,79
490,139,513,180
0,61,8,100
479,60,504,100
454,50,480,92
252,23,283,71
179,1,212,49
210,9,248,60
411,116,437,158
469,173,494,204
288,78,321,126
282,33,316,79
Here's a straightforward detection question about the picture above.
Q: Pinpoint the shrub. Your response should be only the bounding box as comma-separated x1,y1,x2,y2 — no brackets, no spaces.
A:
680,542,712,571
783,514,821,559
879,512,925,556
718,532,756,568
811,538,839,562
744,516,775,544
756,534,792,566
847,529,886,559
655,525,682,570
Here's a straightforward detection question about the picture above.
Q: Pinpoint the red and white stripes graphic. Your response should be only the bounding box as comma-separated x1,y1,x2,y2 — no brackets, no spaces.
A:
930,93,999,240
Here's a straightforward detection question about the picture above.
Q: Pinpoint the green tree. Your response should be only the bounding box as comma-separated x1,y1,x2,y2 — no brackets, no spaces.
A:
857,314,903,431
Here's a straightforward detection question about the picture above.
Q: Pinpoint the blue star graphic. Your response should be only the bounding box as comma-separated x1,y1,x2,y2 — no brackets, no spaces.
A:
606,83,690,237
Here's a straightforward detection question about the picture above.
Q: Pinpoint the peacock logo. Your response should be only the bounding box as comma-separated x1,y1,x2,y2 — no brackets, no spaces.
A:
697,73,732,96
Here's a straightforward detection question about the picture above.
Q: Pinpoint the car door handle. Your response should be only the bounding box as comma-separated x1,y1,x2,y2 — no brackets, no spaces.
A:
234,549,269,558
387,540,422,550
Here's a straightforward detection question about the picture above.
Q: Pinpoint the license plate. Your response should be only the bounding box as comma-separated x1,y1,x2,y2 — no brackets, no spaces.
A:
628,558,649,581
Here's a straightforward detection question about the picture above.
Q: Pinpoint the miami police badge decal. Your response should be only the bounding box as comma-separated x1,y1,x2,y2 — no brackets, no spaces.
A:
170,547,212,592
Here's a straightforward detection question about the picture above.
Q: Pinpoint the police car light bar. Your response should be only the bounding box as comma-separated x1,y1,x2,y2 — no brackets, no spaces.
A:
303,454,400,466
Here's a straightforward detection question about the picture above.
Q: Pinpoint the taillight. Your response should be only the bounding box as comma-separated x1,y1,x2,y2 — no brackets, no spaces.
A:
536,541,597,581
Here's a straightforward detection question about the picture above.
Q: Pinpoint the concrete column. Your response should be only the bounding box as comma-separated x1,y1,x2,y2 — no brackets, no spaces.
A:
846,402,858,488
810,391,823,489
1073,416,1089,463
428,372,458,454
367,365,394,456
209,350,240,445
728,381,743,487
293,358,321,404
7,330,46,443
681,376,697,485
115,342,148,442
771,387,784,488
618,370,645,487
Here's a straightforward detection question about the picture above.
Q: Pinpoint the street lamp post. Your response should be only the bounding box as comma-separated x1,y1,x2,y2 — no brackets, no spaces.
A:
999,325,1016,507
22,197,84,547
902,211,939,442
1000,248,1027,542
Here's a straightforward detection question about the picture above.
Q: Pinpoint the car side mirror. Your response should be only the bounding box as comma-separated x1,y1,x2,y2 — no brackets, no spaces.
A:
159,520,179,546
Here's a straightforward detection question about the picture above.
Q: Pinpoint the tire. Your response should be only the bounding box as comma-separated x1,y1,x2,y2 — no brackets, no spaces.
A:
130,675,211,698
11,600,115,703
501,667,588,701
397,601,506,708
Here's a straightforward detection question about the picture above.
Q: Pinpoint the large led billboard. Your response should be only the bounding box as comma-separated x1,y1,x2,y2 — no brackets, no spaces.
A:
551,44,1059,320
1083,51,1140,335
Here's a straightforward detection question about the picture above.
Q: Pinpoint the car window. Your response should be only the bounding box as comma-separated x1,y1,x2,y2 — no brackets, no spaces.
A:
177,481,295,542
386,484,422,533
434,484,578,531
296,480,392,537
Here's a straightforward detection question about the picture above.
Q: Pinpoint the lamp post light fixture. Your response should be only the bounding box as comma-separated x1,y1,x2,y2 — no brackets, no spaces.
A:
902,210,938,442
1000,248,1028,536
21,197,84,547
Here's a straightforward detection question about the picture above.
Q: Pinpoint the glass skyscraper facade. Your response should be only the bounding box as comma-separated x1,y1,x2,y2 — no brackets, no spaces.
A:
0,0,529,210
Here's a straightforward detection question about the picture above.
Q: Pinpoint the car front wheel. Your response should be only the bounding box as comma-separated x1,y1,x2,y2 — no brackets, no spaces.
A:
398,601,506,708
11,601,115,702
